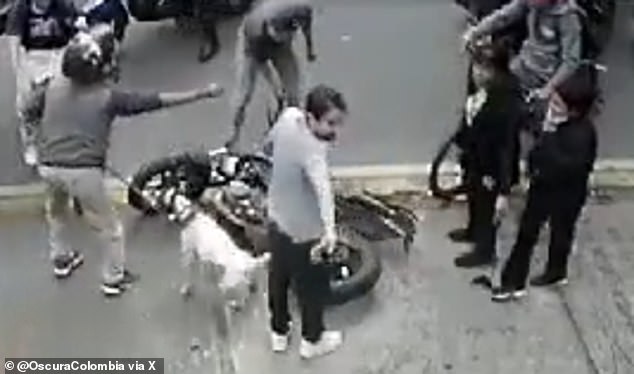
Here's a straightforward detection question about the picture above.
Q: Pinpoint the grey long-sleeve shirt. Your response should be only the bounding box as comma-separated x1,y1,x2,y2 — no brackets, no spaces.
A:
38,76,162,168
472,0,582,90
266,107,335,242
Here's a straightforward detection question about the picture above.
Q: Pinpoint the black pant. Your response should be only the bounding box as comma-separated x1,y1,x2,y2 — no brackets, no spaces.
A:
466,173,498,258
501,180,587,288
268,223,330,343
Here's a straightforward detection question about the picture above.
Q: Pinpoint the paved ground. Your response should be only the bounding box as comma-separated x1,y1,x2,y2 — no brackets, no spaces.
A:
1,195,633,373
1,0,634,186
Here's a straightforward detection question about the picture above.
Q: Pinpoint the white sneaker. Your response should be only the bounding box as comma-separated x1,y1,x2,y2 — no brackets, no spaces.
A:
299,330,343,359
271,332,290,353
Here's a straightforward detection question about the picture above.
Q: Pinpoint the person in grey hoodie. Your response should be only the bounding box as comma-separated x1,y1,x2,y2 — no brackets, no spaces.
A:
35,28,224,297
463,0,583,100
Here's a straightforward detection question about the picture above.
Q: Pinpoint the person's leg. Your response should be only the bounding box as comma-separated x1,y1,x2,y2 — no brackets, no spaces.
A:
267,224,293,350
111,0,130,43
228,27,260,149
455,183,497,267
449,171,477,242
495,183,550,300
15,52,40,166
70,168,132,296
533,185,588,286
194,0,219,62
291,240,342,359
38,166,85,278
269,45,300,107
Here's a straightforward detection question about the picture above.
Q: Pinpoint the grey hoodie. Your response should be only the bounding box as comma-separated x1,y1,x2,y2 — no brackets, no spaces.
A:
472,0,583,90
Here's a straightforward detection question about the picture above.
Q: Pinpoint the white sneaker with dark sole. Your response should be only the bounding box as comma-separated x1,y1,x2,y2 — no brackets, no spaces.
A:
271,321,293,353
53,251,84,279
101,270,139,297
299,331,343,359
271,332,290,353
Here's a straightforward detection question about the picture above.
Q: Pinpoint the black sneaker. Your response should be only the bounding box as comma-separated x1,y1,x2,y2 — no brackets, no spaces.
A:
448,228,474,243
101,270,140,297
53,251,84,279
454,251,495,268
530,273,569,287
491,286,527,303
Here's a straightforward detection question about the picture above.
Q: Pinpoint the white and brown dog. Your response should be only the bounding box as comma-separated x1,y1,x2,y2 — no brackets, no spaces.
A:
156,186,270,309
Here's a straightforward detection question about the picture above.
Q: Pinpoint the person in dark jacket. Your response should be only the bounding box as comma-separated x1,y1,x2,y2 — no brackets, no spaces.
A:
491,64,598,302
226,0,315,150
6,0,81,166
451,42,523,268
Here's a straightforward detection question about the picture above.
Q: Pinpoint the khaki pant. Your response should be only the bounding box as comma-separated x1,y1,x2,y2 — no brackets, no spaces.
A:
230,24,301,142
15,49,63,148
38,166,126,284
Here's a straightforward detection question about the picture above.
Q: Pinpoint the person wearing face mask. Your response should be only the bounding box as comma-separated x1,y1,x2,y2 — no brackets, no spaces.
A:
491,64,598,302
451,43,523,268
265,85,347,359
6,0,81,166
226,0,315,150
462,0,583,101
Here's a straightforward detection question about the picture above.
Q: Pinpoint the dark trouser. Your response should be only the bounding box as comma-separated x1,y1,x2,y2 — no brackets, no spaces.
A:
268,223,330,343
501,180,588,288
466,173,499,258
87,0,130,41
229,24,300,146
193,0,219,61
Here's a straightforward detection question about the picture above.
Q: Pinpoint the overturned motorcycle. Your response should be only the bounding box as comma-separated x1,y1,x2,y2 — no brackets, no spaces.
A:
125,148,418,306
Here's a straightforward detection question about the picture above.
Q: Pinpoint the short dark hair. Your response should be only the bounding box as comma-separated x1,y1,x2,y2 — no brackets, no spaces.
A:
305,85,347,121
471,42,511,74
555,64,600,118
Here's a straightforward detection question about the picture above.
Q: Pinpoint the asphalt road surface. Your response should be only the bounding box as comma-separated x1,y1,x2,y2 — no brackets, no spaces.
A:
2,196,634,372
0,0,633,186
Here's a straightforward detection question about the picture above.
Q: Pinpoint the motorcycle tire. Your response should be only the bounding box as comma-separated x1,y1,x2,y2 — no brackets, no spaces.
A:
325,229,382,306
428,131,469,202
127,152,212,214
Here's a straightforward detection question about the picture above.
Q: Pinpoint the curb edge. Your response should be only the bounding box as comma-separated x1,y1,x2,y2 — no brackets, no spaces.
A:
1,160,634,215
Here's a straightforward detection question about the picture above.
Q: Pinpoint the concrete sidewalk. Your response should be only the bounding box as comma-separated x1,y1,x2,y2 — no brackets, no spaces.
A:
2,197,633,373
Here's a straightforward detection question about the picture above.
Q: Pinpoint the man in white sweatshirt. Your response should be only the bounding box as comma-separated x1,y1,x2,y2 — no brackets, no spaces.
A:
266,84,347,360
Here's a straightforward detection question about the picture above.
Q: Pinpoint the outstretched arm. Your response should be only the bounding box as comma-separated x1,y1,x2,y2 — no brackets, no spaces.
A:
108,84,224,117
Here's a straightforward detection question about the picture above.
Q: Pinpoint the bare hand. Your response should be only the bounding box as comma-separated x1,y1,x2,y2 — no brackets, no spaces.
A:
461,27,476,52
205,83,224,98
494,195,509,223
533,86,553,100
310,230,337,264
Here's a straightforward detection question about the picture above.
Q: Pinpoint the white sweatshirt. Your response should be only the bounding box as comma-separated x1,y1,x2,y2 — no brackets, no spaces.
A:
266,107,335,242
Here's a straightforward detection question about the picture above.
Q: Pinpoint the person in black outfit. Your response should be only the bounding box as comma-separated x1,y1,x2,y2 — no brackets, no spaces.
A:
450,42,523,268
492,64,598,302
192,0,220,62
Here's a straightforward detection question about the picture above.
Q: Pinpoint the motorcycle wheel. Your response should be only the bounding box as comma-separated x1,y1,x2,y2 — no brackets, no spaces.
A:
209,163,383,306
325,228,382,306
127,152,212,214
428,130,469,202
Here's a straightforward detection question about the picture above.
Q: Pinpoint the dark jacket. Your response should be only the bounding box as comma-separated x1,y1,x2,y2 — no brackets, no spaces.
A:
6,0,78,50
528,117,597,186
456,73,523,195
